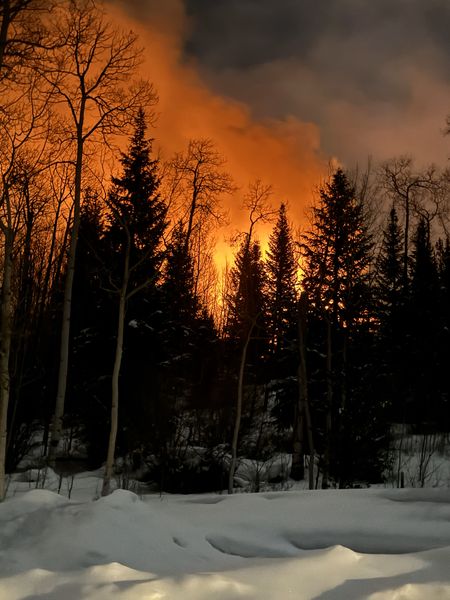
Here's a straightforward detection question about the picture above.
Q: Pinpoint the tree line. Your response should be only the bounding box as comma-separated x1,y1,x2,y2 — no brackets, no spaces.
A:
1,0,449,498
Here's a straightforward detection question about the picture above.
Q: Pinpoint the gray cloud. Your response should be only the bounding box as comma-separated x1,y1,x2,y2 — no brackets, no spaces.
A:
184,1,450,70
183,0,450,165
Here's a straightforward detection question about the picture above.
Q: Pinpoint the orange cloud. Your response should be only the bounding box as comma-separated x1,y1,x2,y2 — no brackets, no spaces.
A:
108,0,327,258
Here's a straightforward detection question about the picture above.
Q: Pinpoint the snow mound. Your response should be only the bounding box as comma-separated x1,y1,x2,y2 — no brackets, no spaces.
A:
1,486,450,599
11,488,68,507
96,489,141,507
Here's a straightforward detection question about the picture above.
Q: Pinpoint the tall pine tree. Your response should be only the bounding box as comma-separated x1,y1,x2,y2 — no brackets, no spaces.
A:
264,204,299,456
408,218,440,425
373,206,407,423
101,109,167,494
265,203,298,353
301,168,381,487
375,206,404,326
302,169,372,329
436,236,450,424
226,237,267,347
104,107,167,291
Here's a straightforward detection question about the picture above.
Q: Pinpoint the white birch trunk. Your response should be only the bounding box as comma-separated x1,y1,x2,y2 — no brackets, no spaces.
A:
0,228,14,500
228,322,254,494
102,239,130,496
48,132,84,466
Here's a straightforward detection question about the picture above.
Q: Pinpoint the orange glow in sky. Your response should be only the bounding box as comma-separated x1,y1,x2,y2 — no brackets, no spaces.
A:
107,1,328,268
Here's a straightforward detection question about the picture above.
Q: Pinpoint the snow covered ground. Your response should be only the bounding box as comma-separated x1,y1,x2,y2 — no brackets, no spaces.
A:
2,479,450,599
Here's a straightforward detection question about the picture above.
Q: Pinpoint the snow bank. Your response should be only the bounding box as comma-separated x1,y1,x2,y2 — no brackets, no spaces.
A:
1,486,450,599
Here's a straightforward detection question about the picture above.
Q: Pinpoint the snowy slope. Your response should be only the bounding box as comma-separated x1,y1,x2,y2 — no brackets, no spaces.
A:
1,486,450,599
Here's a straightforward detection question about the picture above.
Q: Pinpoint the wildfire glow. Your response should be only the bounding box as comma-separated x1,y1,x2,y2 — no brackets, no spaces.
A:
107,0,327,266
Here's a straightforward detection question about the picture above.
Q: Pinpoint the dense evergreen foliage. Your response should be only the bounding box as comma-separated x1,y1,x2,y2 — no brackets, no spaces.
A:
3,154,449,493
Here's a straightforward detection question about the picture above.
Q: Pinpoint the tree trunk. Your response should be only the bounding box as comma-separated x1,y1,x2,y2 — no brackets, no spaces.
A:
0,0,11,72
48,134,84,466
291,294,315,488
228,322,254,494
322,319,333,489
291,305,305,481
305,385,315,491
338,332,348,488
184,185,198,255
403,192,410,288
35,193,64,335
102,241,130,496
300,299,315,491
0,228,14,500
6,198,34,464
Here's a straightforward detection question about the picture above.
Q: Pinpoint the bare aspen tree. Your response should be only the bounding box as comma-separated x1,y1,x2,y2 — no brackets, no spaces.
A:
166,139,234,307
40,0,156,465
0,186,13,501
0,0,54,79
169,139,233,250
0,0,59,498
228,318,255,494
0,83,50,499
381,158,442,286
227,181,275,494
0,0,52,498
34,163,73,333
5,164,59,465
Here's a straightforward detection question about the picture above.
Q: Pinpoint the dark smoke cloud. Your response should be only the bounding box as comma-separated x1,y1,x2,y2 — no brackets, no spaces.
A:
183,0,450,166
